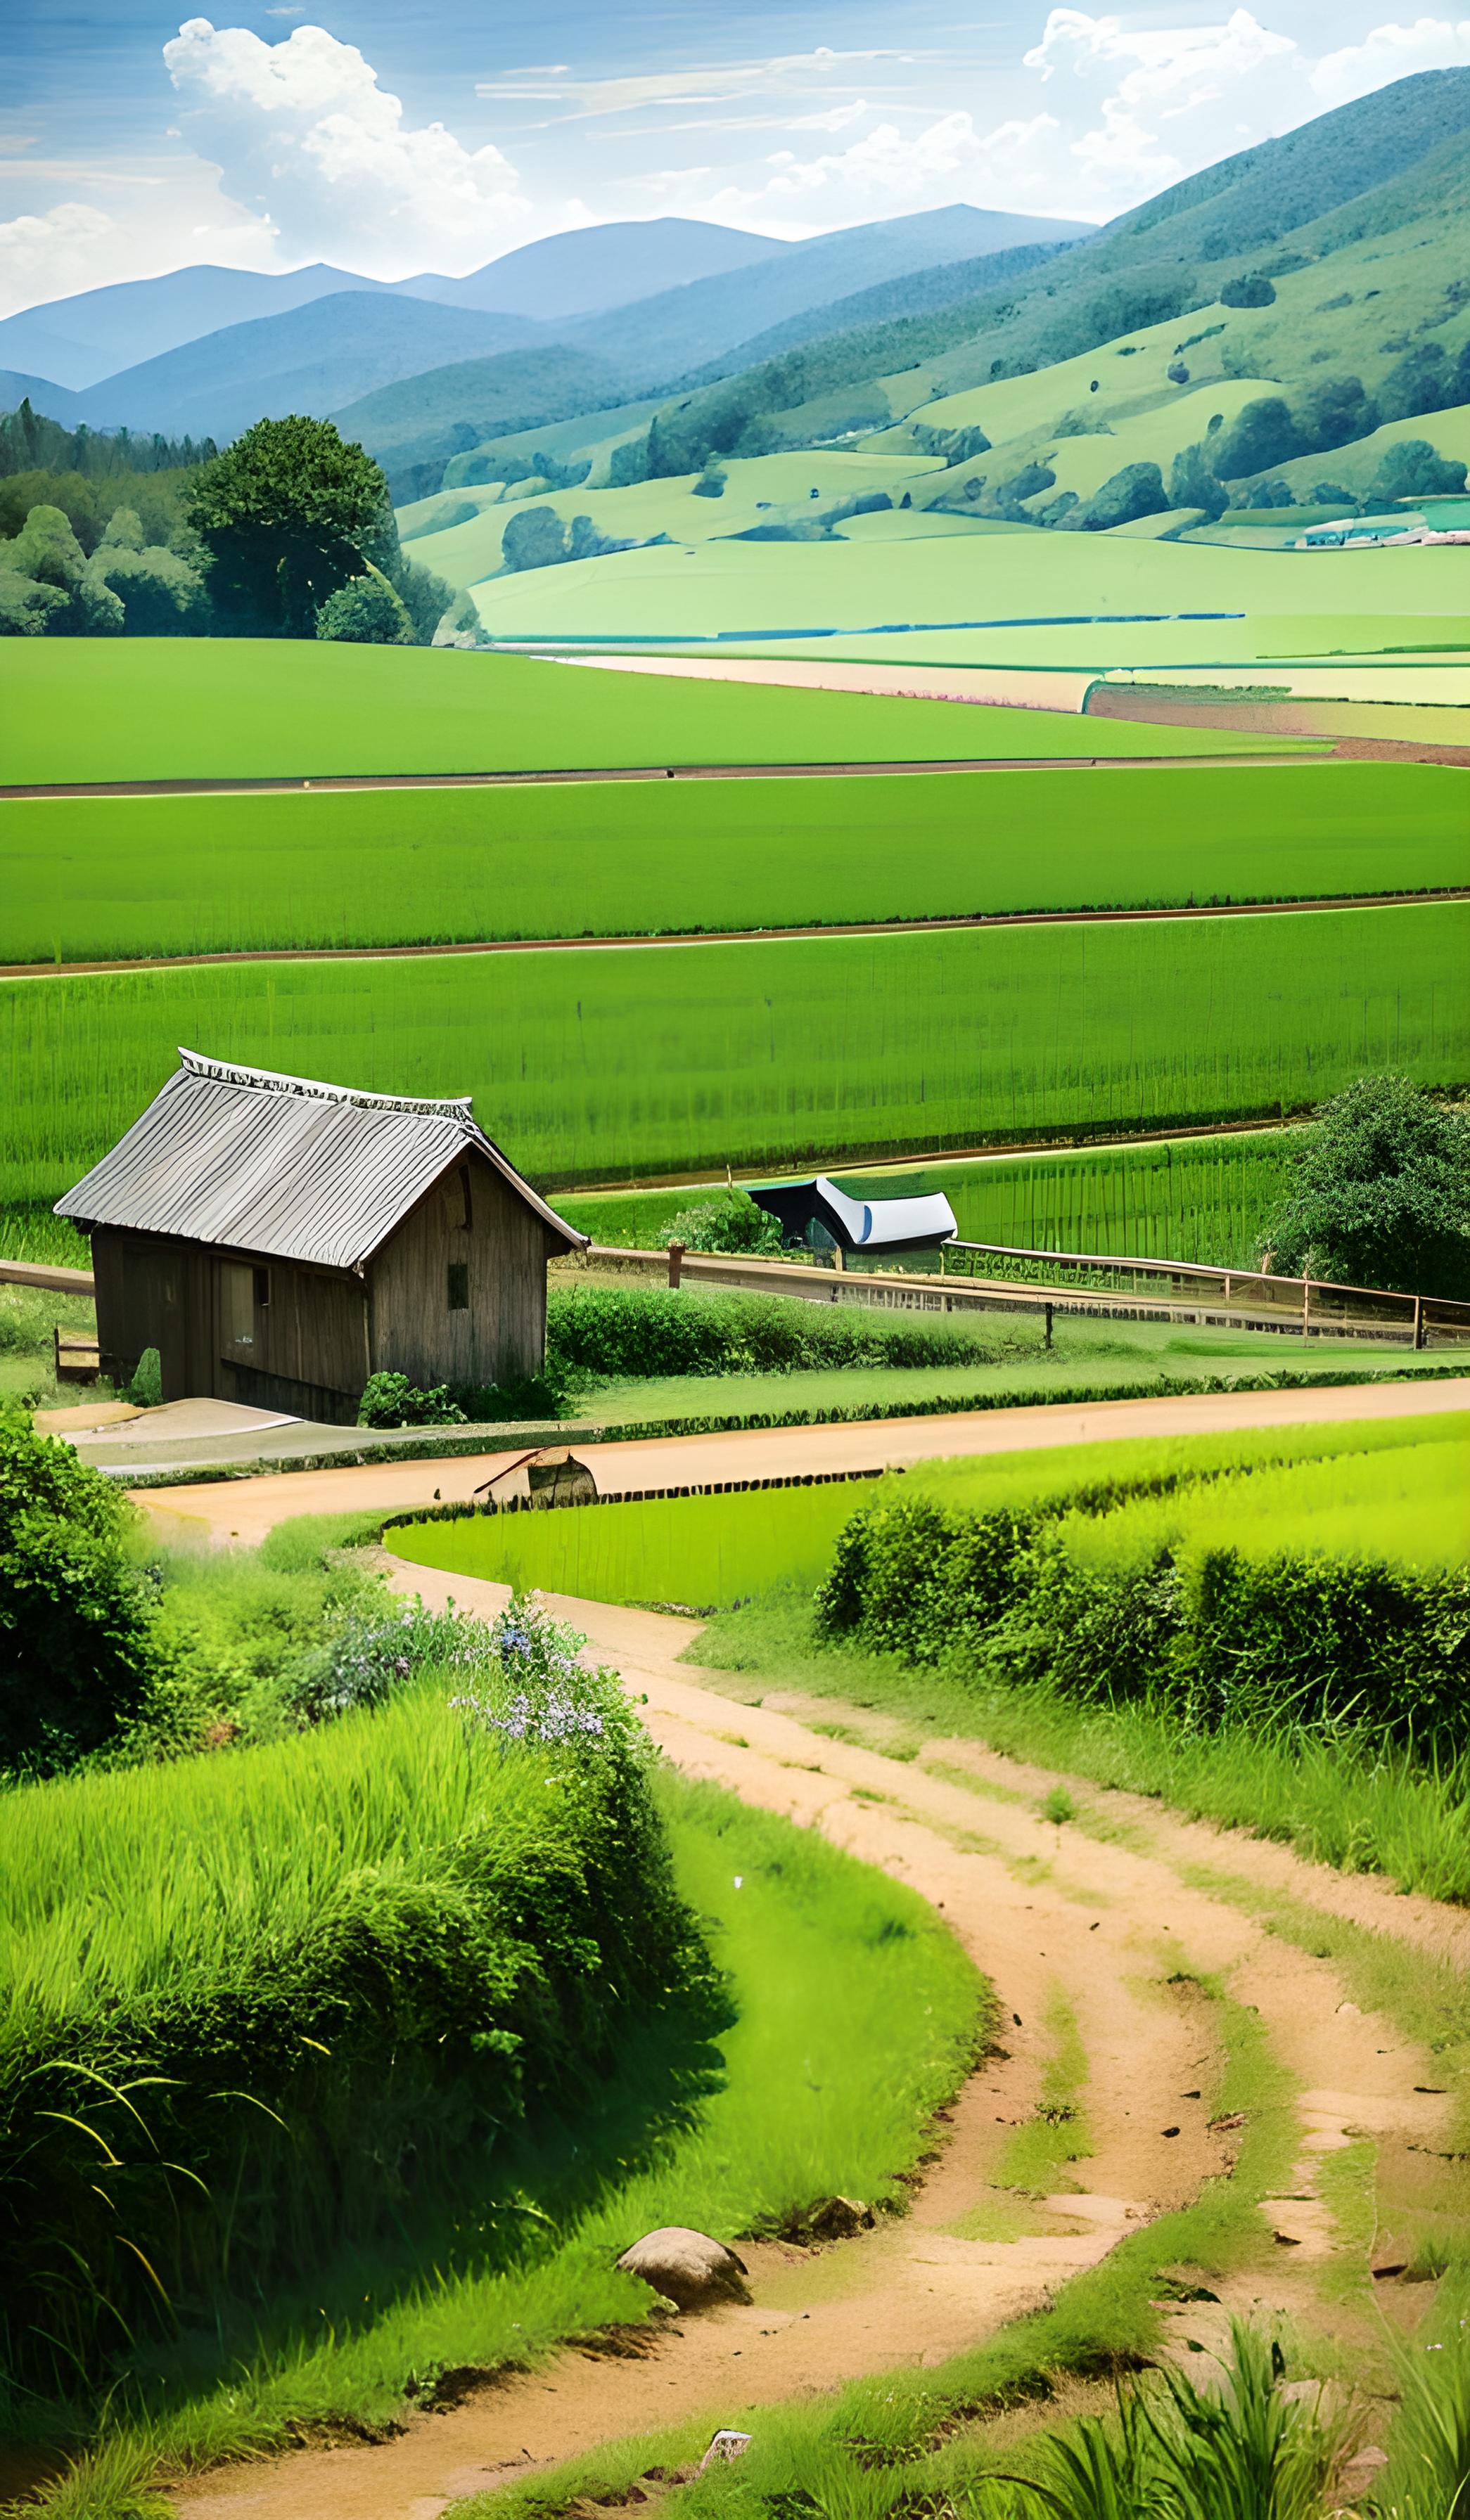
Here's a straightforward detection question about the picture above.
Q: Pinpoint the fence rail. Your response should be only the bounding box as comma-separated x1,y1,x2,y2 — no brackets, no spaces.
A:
580,1242,1470,1349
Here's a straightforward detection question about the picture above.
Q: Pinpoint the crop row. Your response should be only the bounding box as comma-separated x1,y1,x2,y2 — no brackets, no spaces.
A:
4,761,1460,966
4,902,1464,1203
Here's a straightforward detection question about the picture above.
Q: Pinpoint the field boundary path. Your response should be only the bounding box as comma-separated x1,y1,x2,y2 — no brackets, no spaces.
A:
0,752,1336,802
5,889,1466,986
134,1375,1470,1545
169,1554,1470,2520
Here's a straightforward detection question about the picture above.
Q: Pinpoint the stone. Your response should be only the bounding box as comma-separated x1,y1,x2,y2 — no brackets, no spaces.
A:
800,2195,875,2242
615,2228,751,2313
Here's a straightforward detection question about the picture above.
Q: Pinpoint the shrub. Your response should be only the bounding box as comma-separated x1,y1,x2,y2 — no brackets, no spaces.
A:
660,1190,786,1256
125,1344,162,1407
1168,442,1228,519
357,1370,466,1428
543,1282,1028,1382
0,1414,181,1775
1072,461,1168,530
1220,271,1276,306
1209,396,1303,479
1257,1074,1470,1296
286,1595,492,1721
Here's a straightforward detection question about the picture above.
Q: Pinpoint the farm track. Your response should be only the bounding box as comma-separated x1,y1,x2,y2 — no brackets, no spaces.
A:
4,887,1466,985
0,751,1333,802
169,1562,1470,2520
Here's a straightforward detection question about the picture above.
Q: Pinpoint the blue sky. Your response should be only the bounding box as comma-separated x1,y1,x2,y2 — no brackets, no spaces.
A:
4,0,1467,313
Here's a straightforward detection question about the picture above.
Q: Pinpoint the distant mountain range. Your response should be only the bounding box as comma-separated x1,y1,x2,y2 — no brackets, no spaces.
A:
0,205,1090,445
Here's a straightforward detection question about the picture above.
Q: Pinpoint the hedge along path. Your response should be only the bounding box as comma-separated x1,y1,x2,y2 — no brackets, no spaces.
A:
170,1566,1466,2520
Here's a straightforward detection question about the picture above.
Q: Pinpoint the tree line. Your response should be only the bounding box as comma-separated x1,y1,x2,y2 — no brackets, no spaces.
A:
0,408,460,643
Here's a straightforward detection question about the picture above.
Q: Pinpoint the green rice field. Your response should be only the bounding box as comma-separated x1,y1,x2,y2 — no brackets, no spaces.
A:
567,1129,1303,1269
4,761,1459,966
390,1410,1468,1608
0,641,1264,788
392,1481,864,1607
5,901,1462,1203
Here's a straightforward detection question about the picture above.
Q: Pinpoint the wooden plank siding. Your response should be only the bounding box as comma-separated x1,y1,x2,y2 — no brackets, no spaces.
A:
366,1151,556,1391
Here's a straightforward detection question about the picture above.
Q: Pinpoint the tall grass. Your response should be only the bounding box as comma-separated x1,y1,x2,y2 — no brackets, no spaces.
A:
4,901,1464,1198
0,1672,701,2396
12,1772,982,2514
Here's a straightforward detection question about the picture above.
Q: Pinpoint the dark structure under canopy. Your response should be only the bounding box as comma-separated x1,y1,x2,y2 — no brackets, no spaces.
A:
750,1174,958,1259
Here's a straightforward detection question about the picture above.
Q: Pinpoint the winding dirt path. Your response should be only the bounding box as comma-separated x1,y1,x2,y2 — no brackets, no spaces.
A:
138,1374,1470,1549
169,1560,1467,2520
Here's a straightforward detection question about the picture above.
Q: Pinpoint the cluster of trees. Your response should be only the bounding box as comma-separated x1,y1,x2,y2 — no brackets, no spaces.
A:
0,409,454,643
499,503,636,572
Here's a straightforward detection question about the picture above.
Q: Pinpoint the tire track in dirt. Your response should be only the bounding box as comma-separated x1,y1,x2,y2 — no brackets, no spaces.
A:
168,1572,1463,2520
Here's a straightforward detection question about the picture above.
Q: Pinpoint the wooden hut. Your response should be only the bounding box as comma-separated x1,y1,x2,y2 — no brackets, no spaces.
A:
55,1050,587,1422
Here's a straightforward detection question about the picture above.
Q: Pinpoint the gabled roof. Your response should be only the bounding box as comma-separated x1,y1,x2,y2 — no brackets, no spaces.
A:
56,1050,587,1272
750,1175,957,1256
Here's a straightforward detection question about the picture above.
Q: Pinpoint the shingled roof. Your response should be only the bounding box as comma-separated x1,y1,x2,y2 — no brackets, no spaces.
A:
56,1050,587,1273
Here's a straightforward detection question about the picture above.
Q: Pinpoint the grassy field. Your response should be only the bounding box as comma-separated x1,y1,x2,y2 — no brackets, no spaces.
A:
4,761,1459,967
5,1737,980,2511
0,642,1266,788
5,901,1463,1204
466,524,1466,655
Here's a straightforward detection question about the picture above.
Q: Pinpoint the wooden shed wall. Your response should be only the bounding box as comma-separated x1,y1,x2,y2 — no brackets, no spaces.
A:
367,1152,553,1389
91,1226,368,1418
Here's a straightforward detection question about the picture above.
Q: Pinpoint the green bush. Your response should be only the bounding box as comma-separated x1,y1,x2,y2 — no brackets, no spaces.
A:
0,1599,714,2393
660,1189,785,1256
543,1282,1025,1382
0,1414,183,1775
814,1418,1470,1750
1371,437,1469,501
1258,1074,1470,1295
1220,271,1276,306
357,1369,466,1427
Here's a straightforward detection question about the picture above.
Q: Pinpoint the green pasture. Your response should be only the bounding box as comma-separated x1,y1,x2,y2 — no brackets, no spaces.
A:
468,514,1466,652
0,642,1261,789
4,901,1464,1201
4,760,1459,966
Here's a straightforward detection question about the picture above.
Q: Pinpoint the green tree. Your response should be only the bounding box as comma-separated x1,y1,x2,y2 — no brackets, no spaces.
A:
186,416,394,634
314,572,414,644
1209,397,1304,480
501,503,570,571
1072,461,1168,530
85,539,211,634
0,566,68,636
1293,372,1376,452
1370,439,1468,501
1220,271,1275,307
1168,442,1229,520
1258,1075,1470,1297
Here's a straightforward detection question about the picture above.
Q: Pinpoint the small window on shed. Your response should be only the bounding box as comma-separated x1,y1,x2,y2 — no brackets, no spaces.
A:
253,1266,271,1308
447,1261,469,1311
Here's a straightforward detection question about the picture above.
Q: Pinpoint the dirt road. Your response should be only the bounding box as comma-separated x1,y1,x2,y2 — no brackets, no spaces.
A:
139,1373,1470,1548
170,1542,1468,2520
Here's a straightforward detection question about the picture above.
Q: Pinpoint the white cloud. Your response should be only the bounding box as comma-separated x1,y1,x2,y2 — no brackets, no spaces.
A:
0,202,117,312
162,17,538,273
1021,8,1299,198
1311,14,1470,101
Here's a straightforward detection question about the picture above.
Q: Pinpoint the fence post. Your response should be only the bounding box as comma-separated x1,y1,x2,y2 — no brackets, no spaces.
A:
667,1241,684,1291
1413,1294,1424,1351
1044,1301,1053,1351
1302,1276,1310,1342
